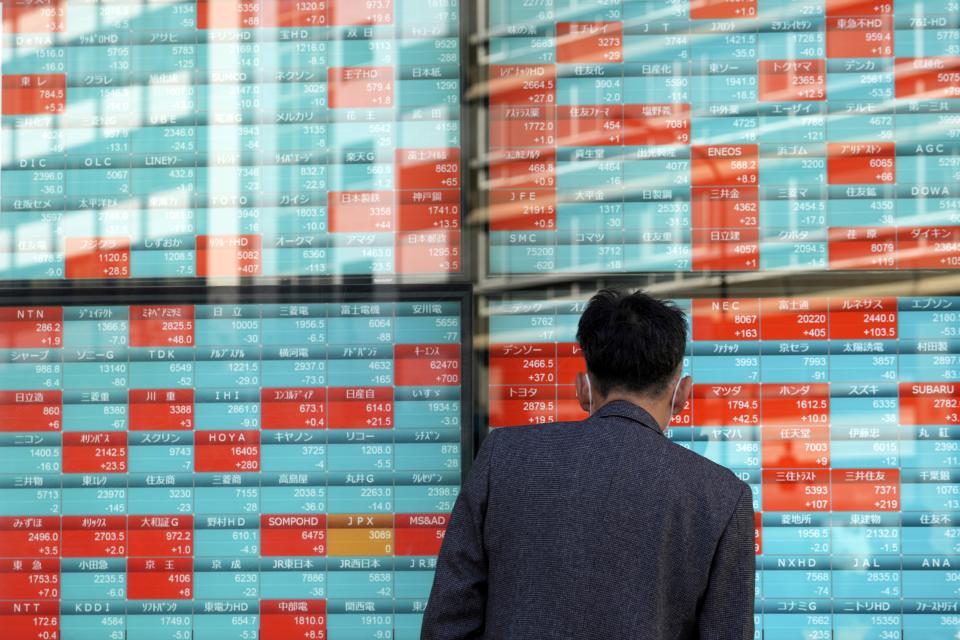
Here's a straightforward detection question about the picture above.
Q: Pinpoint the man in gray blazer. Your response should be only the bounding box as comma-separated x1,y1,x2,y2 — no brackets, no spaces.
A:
422,289,755,639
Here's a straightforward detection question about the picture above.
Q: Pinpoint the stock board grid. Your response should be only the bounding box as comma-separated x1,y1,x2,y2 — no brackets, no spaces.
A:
488,294,960,639
0,300,463,639
486,0,960,274
1,0,462,280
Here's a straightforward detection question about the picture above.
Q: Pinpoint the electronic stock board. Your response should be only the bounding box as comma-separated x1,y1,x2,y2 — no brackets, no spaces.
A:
1,0,466,636
0,292,466,639
488,294,960,638
486,0,960,274
4,0,960,639
2,0,462,280
481,2,960,631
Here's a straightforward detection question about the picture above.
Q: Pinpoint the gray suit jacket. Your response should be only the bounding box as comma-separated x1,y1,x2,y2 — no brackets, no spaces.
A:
422,400,755,640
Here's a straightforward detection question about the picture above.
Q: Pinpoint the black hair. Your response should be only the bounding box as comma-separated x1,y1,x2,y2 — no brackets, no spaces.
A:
576,288,687,397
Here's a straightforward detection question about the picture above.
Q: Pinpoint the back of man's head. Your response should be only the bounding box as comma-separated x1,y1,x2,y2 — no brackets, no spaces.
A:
576,289,687,398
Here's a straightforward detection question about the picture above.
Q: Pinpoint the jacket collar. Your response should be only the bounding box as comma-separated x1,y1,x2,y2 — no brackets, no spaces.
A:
593,399,665,436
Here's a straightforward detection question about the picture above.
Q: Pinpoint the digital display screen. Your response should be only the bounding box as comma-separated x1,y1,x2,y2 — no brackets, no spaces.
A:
485,0,960,274
1,0,461,280
488,294,960,636
0,297,463,639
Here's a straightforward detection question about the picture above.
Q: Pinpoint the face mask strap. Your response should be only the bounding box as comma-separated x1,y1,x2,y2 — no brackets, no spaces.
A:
587,374,686,419
585,374,593,415
669,375,686,417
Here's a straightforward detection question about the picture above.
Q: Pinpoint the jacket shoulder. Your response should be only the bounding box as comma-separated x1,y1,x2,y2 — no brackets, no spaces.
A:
662,436,751,506
480,419,620,476
483,419,586,448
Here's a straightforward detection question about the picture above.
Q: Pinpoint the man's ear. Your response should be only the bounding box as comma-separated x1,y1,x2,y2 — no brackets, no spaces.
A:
673,374,693,414
575,372,591,413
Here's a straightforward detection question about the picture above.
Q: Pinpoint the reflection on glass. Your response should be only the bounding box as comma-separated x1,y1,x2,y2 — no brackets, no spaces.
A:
2,0,462,280
482,0,960,274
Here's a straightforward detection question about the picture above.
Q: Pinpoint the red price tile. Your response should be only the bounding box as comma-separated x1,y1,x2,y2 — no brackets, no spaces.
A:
692,187,759,228
897,226,960,269
394,344,460,386
556,384,586,423
828,297,897,339
762,469,831,511
0,517,60,558
488,385,556,428
489,105,557,148
61,516,126,558
489,65,556,106
557,105,623,146
762,427,831,469
129,389,194,431
691,384,760,427
3,0,65,33
827,16,893,58
261,600,327,640
895,57,960,99
0,559,59,600
0,307,62,349
197,0,262,29
692,299,760,341
556,342,586,382
692,145,759,187
0,601,59,639
397,189,460,231
761,384,830,426
129,305,195,347
261,388,326,429
261,515,327,556
556,21,623,63
395,513,448,556
759,298,829,340
690,0,756,19
0,390,62,432
330,0,392,25
828,226,898,270
65,236,130,279
194,430,260,472
328,66,393,108
262,0,328,27
397,148,459,190
623,104,691,145
759,60,826,101
899,382,960,425
196,235,262,277
489,344,557,386
328,387,394,428
2,74,65,114
127,558,192,600
826,0,892,16
827,142,895,184
831,469,900,511
62,432,128,473
395,229,461,273
329,191,395,232
128,516,193,557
